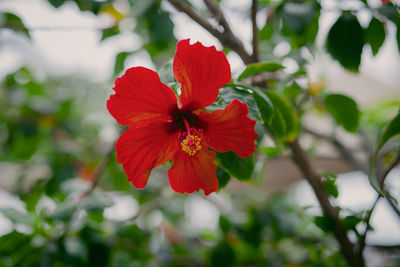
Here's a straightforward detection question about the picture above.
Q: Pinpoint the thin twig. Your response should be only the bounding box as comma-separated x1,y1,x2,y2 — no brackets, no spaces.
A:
241,72,278,89
359,196,380,256
379,150,400,219
129,196,167,221
358,192,400,258
386,195,400,218
251,0,259,62
166,0,253,64
359,150,400,255
289,139,364,267
167,0,221,38
79,137,118,200
368,244,400,250
203,0,231,34
58,136,118,238
202,0,253,63
303,127,368,173
358,130,372,159
296,93,310,109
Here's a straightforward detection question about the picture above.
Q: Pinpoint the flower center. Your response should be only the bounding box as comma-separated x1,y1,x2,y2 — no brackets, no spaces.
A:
180,118,202,156
181,134,202,156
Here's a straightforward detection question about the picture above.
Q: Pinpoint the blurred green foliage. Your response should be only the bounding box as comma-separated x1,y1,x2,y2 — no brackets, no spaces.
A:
1,0,400,266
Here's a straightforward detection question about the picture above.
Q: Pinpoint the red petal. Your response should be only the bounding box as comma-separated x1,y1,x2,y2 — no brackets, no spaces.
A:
196,99,258,157
173,39,231,111
168,132,218,195
107,67,178,127
116,122,180,188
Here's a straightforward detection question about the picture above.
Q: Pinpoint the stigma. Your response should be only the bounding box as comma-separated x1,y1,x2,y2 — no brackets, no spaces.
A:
181,134,202,156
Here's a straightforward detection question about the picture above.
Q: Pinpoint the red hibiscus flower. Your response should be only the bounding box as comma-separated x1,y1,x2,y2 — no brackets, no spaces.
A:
107,39,258,195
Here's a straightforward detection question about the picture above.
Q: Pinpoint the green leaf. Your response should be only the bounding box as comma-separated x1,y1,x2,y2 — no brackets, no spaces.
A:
281,2,316,34
327,13,364,72
323,179,339,198
325,94,360,133
268,92,300,141
74,0,105,14
0,208,34,226
283,81,302,100
254,90,300,143
209,242,236,267
219,86,261,120
253,90,275,125
219,215,231,233
24,80,45,96
368,112,399,195
322,173,338,199
48,0,65,8
2,12,30,38
215,151,254,181
343,215,362,231
111,250,131,267
47,202,75,221
101,26,120,41
238,62,284,81
326,252,348,267
0,231,33,260
377,112,400,151
114,51,133,76
216,167,231,189
259,23,274,41
147,10,175,50
365,17,386,56
130,0,156,17
314,216,335,232
369,168,384,196
254,91,284,141
280,3,320,47
260,146,281,158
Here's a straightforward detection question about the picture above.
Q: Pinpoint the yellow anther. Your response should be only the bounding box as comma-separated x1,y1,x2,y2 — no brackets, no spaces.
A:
181,134,202,156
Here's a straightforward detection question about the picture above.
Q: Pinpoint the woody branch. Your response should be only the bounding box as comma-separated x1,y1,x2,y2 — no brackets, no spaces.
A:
166,0,253,64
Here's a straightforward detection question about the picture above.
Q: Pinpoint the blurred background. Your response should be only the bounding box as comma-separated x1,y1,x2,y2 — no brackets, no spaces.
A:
0,0,400,266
